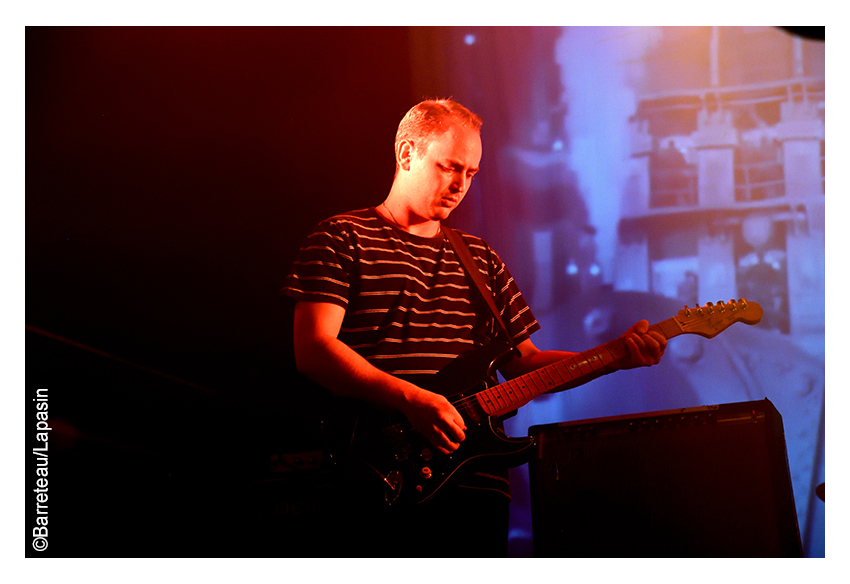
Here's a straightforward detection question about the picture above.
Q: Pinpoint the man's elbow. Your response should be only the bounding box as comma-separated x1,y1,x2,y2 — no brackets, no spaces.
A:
293,336,328,380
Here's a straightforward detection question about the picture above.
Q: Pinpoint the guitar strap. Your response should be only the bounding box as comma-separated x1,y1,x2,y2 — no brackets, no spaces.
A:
443,226,519,355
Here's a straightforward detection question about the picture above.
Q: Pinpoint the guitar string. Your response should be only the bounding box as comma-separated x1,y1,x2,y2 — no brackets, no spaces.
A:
421,348,616,426
394,313,733,431
394,320,689,433
385,312,750,455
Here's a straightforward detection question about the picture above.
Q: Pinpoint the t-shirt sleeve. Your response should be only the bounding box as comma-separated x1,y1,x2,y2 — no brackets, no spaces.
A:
482,245,541,346
282,220,354,309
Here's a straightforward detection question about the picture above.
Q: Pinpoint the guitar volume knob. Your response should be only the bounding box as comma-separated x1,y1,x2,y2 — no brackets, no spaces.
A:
420,467,433,480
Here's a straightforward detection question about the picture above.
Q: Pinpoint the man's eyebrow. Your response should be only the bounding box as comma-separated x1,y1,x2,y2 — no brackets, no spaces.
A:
445,159,479,173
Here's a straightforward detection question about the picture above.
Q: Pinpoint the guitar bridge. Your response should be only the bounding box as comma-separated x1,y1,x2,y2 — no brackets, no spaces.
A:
384,470,402,505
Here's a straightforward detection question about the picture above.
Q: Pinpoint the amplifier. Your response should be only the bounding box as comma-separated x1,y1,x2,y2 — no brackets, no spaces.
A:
528,399,802,557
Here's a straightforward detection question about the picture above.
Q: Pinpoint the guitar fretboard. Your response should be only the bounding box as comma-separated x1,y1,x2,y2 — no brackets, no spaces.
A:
475,317,685,417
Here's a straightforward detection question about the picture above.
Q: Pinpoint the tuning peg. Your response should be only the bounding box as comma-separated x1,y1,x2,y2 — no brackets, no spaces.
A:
684,305,692,317
717,300,726,312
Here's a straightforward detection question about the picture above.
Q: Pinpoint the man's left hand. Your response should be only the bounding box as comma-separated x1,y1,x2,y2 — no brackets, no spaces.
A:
617,319,667,370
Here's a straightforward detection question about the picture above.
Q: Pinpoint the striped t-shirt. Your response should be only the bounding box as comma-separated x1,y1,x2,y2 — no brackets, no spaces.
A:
283,207,541,498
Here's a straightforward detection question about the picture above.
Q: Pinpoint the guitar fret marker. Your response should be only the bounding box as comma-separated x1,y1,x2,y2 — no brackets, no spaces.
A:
474,300,762,419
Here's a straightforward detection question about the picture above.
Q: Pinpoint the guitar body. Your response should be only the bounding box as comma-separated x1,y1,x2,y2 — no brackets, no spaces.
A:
326,338,534,506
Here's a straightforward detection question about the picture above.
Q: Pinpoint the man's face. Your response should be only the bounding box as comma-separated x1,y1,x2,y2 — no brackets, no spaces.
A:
402,124,482,223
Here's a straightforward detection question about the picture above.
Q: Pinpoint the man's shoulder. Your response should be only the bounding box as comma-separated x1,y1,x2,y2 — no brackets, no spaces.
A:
313,207,382,233
322,207,375,224
448,226,496,258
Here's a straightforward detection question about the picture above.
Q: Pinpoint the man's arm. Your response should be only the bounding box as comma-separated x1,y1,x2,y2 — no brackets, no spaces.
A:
292,300,467,454
499,319,667,386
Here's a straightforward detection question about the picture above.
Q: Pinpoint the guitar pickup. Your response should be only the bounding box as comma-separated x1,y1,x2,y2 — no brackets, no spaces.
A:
382,424,413,461
268,451,323,473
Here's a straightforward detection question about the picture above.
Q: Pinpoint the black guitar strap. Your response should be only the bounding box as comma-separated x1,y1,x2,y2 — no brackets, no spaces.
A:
443,226,519,354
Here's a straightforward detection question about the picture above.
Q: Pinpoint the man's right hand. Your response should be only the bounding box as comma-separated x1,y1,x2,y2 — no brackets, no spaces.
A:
293,300,467,455
398,386,467,455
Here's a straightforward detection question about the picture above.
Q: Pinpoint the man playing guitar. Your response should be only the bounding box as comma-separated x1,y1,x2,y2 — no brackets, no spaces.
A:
283,99,666,557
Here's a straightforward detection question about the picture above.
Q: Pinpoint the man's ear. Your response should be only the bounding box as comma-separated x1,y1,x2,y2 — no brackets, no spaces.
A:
397,140,415,171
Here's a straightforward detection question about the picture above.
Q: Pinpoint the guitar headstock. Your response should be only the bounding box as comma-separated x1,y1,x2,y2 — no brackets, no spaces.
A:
675,298,763,338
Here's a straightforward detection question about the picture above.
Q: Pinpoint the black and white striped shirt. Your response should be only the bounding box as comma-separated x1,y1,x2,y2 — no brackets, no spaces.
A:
284,207,539,375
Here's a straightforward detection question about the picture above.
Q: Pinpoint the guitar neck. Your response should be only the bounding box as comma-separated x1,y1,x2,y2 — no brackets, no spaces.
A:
475,317,685,417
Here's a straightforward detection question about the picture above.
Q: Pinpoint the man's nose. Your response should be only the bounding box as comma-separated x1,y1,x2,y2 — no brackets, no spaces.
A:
450,172,466,193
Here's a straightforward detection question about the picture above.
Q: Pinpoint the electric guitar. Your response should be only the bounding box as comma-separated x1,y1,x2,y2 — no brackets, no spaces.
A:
327,299,763,507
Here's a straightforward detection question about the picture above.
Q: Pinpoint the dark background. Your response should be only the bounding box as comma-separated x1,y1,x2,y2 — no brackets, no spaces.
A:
26,26,431,557
27,27,417,388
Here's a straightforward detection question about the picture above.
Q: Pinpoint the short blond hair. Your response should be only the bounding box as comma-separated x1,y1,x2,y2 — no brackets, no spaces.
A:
394,99,482,162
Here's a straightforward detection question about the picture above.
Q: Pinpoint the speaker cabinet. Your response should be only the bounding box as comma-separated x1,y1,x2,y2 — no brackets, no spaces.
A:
528,399,802,557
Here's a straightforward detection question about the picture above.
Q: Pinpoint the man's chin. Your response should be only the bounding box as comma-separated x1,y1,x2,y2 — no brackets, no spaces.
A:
433,205,456,221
